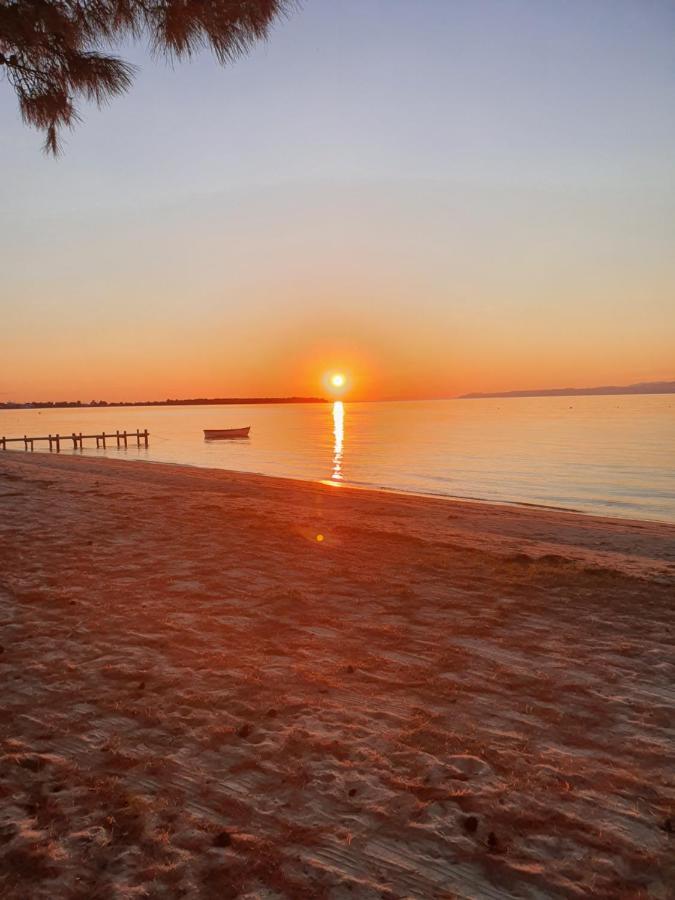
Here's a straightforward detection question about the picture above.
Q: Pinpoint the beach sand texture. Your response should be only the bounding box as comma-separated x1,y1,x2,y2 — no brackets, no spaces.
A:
1,453,673,899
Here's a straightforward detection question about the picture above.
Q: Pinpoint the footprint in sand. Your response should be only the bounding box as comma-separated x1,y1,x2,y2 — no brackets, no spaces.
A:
446,755,493,779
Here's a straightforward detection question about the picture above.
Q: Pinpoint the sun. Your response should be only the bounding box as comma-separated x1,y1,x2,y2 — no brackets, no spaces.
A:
331,373,346,388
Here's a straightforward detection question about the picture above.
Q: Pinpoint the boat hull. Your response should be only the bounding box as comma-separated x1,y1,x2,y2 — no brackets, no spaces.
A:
203,427,250,439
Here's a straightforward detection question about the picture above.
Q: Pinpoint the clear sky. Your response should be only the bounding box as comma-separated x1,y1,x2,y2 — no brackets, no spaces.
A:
1,0,674,402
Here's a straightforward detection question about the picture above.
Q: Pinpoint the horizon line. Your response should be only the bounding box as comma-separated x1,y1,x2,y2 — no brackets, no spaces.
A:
2,378,674,409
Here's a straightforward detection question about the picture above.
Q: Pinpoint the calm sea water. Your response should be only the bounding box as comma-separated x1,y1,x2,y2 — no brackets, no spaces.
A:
1,396,674,522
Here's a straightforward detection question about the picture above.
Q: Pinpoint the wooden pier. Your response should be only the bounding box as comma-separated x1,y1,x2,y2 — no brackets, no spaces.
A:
0,429,149,452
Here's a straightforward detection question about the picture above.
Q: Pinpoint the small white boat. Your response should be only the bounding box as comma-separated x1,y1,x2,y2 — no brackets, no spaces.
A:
203,426,251,439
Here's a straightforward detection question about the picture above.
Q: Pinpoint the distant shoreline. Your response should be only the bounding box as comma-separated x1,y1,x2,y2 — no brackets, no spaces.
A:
459,380,675,400
0,397,327,410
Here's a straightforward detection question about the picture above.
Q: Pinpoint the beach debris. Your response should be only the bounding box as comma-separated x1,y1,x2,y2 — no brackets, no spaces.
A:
487,831,500,853
212,830,232,848
237,723,252,739
462,815,479,834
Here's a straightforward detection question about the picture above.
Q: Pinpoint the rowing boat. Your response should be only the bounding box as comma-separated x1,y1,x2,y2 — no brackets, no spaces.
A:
203,427,251,439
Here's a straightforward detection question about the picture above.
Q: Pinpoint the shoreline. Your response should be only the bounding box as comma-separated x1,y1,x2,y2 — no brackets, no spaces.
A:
3,443,675,530
5,450,675,579
1,452,673,897
131,452,675,529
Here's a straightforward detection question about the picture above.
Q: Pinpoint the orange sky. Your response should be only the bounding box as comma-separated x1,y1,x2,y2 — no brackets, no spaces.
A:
2,3,674,403
3,179,673,403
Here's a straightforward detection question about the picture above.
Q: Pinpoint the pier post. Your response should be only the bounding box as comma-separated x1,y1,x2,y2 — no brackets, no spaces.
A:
0,428,148,452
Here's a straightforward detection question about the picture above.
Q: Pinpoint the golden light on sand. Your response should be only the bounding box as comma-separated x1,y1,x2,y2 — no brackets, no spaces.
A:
331,373,346,388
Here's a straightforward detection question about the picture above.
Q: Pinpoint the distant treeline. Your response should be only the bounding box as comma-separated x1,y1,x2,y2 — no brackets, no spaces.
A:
0,397,327,410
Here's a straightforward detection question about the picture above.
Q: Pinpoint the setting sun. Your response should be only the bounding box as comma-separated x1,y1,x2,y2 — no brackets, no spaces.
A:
331,373,346,388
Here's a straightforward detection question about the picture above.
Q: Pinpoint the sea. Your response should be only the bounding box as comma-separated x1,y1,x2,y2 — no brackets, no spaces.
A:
1,395,674,523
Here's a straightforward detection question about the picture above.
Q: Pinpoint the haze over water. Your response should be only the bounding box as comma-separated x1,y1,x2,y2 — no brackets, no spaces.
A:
2,395,674,523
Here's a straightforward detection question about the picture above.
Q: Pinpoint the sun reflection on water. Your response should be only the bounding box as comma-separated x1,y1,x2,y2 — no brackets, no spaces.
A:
331,400,344,481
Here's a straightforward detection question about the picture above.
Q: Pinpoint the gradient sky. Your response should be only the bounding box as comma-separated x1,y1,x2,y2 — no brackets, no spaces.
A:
1,0,674,402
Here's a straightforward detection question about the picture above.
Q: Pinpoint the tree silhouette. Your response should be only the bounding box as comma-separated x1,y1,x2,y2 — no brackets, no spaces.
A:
0,0,290,154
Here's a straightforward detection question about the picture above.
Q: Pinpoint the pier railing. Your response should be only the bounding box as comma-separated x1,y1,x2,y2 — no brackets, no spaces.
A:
1,429,149,452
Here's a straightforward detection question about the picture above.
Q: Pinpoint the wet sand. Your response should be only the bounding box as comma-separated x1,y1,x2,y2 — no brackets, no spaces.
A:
0,452,673,899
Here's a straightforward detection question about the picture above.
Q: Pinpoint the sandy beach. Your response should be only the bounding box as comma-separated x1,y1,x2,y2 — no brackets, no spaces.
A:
0,452,673,899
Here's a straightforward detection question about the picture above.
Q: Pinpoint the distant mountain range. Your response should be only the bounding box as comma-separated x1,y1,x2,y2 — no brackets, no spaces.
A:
460,380,675,400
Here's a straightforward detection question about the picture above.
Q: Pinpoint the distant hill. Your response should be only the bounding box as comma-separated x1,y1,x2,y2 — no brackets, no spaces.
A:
459,380,675,400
